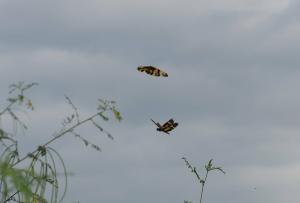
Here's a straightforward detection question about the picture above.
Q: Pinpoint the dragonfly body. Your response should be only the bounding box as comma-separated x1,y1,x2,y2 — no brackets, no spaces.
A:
151,118,178,135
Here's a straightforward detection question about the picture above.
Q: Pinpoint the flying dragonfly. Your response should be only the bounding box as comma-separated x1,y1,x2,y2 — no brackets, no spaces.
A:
151,118,178,135
137,65,168,77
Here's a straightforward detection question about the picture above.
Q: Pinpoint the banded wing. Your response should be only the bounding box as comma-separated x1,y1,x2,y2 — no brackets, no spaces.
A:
160,119,178,134
137,66,168,77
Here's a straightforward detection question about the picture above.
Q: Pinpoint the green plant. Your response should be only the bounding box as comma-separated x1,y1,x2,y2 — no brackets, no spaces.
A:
0,82,121,203
182,157,225,203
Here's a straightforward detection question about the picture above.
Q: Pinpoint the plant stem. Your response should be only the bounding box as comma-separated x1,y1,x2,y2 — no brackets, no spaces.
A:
4,112,102,202
200,170,208,203
0,100,16,116
12,112,100,167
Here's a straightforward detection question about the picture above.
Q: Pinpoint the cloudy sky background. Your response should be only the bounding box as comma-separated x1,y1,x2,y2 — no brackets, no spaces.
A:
1,0,300,202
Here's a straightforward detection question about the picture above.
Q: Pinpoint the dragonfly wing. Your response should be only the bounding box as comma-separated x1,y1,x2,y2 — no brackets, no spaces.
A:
137,66,168,77
160,119,178,133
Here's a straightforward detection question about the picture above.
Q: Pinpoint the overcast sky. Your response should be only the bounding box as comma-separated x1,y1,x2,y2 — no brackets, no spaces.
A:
1,0,300,202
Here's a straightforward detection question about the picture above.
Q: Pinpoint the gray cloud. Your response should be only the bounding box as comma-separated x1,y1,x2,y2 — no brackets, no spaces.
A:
1,0,300,202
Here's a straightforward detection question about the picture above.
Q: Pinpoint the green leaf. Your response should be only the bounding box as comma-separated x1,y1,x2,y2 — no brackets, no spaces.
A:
18,94,24,103
210,167,226,174
0,128,5,137
205,159,213,171
112,108,122,121
26,99,34,110
37,146,47,156
0,161,34,202
91,144,101,152
98,112,109,121
83,138,89,146
7,98,17,103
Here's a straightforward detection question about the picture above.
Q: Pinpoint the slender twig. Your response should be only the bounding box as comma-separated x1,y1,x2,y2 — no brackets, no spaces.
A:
13,112,101,167
64,95,80,124
0,100,17,116
183,158,225,203
1,82,37,116
3,191,19,203
200,170,208,203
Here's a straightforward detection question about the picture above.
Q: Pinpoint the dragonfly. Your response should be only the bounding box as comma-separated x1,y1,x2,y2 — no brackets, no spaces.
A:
137,65,168,77
151,118,178,135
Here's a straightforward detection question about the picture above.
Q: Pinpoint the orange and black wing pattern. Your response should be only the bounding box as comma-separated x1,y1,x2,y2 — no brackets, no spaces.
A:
137,66,168,77
155,119,178,134
160,119,178,133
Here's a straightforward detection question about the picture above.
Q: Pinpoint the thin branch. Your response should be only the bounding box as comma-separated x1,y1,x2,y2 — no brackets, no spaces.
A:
0,100,17,116
12,112,101,167
183,157,225,203
200,170,208,203
64,95,80,124
3,191,19,203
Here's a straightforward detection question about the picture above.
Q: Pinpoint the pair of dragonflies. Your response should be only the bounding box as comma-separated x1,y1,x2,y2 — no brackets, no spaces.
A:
137,65,178,135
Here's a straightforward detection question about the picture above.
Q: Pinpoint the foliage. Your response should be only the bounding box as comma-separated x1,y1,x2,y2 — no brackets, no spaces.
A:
182,157,225,203
0,159,33,203
0,82,122,203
